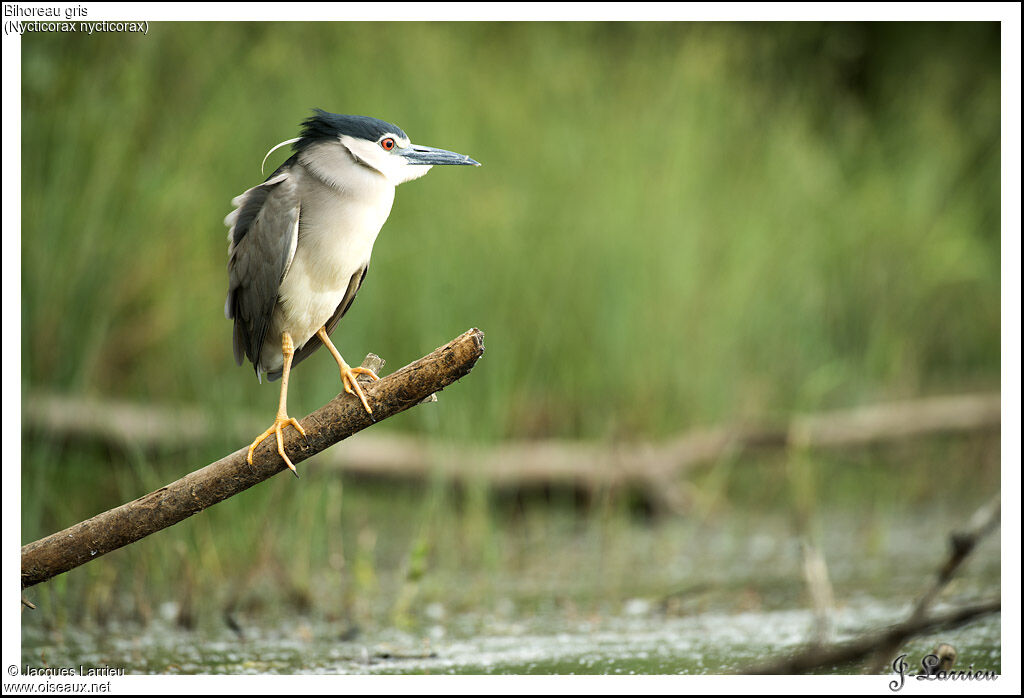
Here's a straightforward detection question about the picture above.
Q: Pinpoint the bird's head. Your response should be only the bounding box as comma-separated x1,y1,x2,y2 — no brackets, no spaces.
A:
264,109,480,186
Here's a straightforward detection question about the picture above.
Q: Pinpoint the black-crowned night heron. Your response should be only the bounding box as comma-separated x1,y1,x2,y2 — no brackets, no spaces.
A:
225,109,479,475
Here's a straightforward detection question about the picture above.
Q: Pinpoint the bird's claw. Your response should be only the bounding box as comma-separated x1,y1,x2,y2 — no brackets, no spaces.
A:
342,366,378,414
247,414,306,476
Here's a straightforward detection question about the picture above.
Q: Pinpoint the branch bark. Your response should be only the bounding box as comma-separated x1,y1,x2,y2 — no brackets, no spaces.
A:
20,328,485,590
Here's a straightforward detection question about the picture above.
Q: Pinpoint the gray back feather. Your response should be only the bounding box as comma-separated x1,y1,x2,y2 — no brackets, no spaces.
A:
224,166,300,375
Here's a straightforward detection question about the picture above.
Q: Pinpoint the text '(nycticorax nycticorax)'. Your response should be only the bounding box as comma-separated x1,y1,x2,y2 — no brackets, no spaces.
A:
225,110,479,474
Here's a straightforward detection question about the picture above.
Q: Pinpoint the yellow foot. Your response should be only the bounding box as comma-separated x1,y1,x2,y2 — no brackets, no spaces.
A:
342,365,379,414
247,413,307,475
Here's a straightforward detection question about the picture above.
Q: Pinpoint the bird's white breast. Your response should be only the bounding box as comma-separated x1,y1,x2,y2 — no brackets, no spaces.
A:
262,155,395,370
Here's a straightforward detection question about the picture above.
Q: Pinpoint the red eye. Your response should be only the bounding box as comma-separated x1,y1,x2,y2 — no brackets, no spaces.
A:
381,138,395,151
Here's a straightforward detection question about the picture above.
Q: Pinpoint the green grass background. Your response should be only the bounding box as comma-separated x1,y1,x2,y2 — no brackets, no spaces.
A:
22,22,1000,439
20,22,1001,635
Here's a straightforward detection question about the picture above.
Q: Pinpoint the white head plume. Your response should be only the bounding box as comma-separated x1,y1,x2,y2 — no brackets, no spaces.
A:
261,137,301,174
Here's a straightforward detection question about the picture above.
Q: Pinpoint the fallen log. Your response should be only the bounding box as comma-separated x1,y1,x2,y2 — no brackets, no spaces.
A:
23,391,1001,508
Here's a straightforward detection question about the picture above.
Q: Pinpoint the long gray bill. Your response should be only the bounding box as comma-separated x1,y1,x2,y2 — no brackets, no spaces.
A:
400,144,480,166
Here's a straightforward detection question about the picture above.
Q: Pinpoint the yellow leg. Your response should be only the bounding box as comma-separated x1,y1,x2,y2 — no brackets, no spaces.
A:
316,327,378,414
247,332,307,475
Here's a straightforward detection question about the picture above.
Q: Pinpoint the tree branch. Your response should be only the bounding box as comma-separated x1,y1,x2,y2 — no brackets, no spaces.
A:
738,599,1000,674
867,492,1001,671
739,491,1001,674
20,328,485,590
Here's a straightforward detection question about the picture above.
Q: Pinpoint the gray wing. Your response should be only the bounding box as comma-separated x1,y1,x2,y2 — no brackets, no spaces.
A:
224,166,300,375
266,264,368,382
